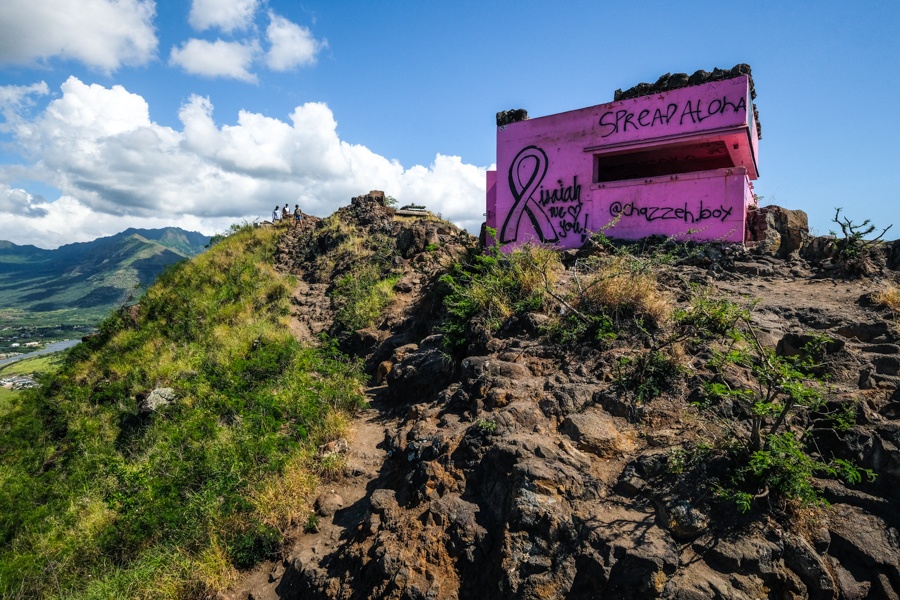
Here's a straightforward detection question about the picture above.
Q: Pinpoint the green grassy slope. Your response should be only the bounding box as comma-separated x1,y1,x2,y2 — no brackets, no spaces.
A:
0,225,366,599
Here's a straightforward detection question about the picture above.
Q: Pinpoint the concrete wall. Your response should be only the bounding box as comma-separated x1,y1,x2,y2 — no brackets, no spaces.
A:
488,75,758,249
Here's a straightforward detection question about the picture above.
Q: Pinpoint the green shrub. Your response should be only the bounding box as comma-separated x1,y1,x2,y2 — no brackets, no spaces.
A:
675,288,749,342
721,432,875,513
541,311,616,347
475,418,497,434
440,243,559,352
830,207,892,259
704,329,876,511
614,350,683,405
330,266,399,335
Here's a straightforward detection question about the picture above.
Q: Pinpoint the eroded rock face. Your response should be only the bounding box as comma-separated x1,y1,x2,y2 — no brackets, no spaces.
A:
258,194,900,600
496,109,528,127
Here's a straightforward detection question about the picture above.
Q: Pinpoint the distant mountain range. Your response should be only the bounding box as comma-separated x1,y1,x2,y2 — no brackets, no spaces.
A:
0,228,210,326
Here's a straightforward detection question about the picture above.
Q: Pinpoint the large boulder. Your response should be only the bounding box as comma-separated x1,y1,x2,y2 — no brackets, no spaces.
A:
560,408,636,457
136,387,177,414
747,205,809,257
397,224,427,258
387,336,456,401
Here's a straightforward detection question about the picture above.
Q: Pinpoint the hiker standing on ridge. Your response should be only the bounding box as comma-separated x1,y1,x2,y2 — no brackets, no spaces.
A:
272,205,280,223
293,204,303,228
281,204,289,223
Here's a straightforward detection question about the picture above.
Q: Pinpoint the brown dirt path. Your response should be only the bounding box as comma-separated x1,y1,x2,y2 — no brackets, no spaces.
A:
224,388,398,600
225,222,401,599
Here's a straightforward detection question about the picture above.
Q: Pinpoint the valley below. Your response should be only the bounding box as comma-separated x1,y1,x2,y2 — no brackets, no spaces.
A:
0,227,209,333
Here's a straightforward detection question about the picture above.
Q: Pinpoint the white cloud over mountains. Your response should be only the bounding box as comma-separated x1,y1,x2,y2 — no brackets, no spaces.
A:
0,0,322,82
0,186,47,218
0,0,157,72
0,0,482,249
0,78,487,248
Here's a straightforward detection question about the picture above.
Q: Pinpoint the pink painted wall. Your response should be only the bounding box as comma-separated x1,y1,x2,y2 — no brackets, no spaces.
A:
485,170,497,246
488,75,758,249
592,168,750,243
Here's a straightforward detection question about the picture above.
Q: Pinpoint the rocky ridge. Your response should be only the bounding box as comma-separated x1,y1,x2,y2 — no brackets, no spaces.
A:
237,196,900,600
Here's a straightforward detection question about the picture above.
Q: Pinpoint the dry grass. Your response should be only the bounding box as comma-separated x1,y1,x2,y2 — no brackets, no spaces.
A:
579,256,673,327
190,536,239,594
874,285,900,314
509,244,561,294
314,217,367,278
313,452,348,481
251,410,351,533
251,454,319,533
313,409,352,446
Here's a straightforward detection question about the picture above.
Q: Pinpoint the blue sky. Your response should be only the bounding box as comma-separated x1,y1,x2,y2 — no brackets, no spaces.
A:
1,0,898,248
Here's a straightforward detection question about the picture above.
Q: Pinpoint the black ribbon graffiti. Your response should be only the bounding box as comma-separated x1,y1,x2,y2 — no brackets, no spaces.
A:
500,145,559,244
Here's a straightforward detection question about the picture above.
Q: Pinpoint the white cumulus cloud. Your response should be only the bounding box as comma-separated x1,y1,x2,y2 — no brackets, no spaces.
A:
189,0,260,33
0,0,157,72
0,78,488,248
0,185,48,218
0,81,50,114
170,12,324,81
265,11,324,70
169,39,260,83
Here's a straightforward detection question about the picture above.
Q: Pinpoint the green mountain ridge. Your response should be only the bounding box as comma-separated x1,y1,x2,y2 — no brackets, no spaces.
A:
0,227,210,327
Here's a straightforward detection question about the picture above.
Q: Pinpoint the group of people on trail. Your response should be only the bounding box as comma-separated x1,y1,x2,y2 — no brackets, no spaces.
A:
272,203,303,227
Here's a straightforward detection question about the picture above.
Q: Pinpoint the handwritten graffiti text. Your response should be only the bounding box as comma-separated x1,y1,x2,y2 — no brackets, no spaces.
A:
537,176,589,243
540,176,582,206
598,94,747,138
556,200,589,242
609,201,733,224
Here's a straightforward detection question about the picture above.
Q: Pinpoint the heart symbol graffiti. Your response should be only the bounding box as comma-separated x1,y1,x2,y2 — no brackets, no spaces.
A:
567,204,582,220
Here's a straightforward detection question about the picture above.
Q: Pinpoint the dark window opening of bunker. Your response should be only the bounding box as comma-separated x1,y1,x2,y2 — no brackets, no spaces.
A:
593,140,734,183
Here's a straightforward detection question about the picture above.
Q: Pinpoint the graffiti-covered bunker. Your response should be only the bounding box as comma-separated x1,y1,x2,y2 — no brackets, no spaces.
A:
486,66,760,249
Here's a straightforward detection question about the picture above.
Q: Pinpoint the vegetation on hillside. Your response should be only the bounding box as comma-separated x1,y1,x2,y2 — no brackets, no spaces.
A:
439,236,875,513
0,224,366,599
440,243,559,351
305,214,403,339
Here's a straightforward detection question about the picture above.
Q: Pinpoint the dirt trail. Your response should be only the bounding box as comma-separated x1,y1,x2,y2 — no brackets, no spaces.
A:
288,280,330,344
225,387,397,599
227,222,401,599
280,388,399,580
